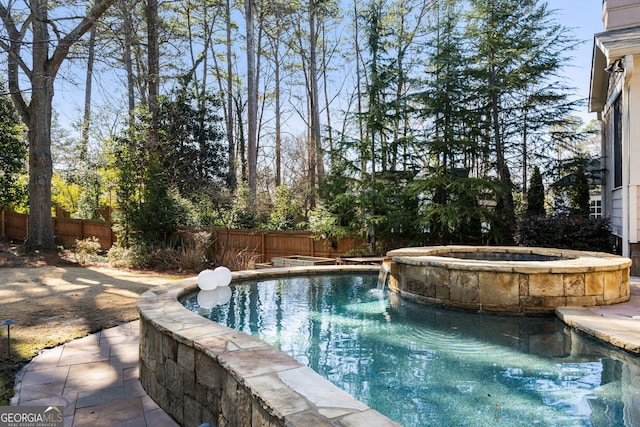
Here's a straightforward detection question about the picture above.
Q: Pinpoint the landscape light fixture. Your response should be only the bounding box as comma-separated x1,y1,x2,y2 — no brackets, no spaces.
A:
605,59,625,73
1,319,16,359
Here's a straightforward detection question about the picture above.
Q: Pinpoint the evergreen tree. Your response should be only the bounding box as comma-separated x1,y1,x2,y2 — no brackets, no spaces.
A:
267,185,303,230
0,84,27,209
415,0,490,244
157,77,227,200
526,166,545,217
465,0,577,243
227,182,258,229
75,166,104,221
111,116,179,247
570,163,590,217
315,159,361,238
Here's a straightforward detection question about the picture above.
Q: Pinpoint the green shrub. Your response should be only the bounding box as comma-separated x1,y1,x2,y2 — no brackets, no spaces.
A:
73,237,103,264
516,215,613,252
107,244,151,269
526,166,545,217
107,234,211,272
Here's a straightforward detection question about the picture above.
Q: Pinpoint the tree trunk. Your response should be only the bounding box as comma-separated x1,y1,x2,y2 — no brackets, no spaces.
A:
321,21,333,163
353,0,366,176
29,70,55,246
120,0,136,120
489,55,515,243
308,5,323,193
235,95,247,183
22,0,54,248
81,25,96,160
522,108,528,195
246,0,258,196
1,0,115,248
226,0,236,188
274,38,282,187
146,0,160,150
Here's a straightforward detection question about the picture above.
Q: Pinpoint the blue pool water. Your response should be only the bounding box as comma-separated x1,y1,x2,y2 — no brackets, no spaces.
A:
181,273,640,426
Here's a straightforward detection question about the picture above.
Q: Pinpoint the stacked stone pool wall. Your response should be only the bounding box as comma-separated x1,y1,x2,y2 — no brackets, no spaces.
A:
137,265,398,427
137,246,633,426
386,246,632,313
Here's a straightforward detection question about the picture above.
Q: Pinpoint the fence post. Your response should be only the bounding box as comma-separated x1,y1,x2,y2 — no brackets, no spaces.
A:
310,234,314,257
1,210,4,239
261,231,266,262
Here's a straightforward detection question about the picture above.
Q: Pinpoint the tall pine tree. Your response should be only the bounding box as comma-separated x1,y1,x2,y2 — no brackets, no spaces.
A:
465,0,577,243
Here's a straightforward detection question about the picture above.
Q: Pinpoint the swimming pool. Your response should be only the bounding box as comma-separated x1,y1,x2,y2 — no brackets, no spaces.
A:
181,273,640,426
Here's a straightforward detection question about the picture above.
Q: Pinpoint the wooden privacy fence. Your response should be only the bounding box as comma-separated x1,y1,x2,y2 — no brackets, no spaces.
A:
207,228,367,263
1,211,366,261
1,210,116,250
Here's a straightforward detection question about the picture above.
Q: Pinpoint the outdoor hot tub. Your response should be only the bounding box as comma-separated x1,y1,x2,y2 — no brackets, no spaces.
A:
384,246,632,313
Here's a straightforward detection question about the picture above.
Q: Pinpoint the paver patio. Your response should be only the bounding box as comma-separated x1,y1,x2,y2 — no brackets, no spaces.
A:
13,321,178,427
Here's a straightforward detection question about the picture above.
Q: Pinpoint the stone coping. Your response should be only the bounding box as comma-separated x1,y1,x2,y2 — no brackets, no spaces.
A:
556,306,640,354
137,265,400,427
387,246,632,274
385,246,632,313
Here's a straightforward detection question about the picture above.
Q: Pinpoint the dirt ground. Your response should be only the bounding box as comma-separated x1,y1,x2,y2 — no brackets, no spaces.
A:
0,265,183,356
0,241,186,403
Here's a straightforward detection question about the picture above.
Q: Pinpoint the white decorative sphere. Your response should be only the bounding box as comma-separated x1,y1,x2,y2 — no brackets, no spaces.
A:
197,287,232,309
197,269,218,290
197,289,219,309
213,266,232,287
215,286,232,305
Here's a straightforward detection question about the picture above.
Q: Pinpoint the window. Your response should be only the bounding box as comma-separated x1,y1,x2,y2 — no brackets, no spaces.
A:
590,199,602,218
613,95,623,188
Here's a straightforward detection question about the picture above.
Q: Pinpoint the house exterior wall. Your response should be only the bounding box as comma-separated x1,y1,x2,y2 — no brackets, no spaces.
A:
598,52,640,260
602,107,614,225
592,1,640,272
604,0,640,31
636,188,640,238
626,54,640,249
613,189,624,237
602,67,623,239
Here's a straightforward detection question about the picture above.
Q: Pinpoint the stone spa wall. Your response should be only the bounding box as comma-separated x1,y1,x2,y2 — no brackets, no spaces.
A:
137,265,399,427
386,246,632,314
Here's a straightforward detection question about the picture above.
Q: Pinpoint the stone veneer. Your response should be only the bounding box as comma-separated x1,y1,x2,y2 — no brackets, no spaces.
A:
137,265,400,427
386,246,632,314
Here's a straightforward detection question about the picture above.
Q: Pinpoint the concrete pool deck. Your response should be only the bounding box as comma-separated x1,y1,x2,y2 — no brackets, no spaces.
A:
556,276,640,353
13,277,640,427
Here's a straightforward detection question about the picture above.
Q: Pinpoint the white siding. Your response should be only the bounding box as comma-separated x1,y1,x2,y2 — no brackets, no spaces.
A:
613,188,624,237
636,186,640,242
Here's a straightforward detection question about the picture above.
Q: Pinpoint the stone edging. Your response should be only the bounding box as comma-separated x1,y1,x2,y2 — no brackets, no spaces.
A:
555,306,640,353
385,246,632,313
137,265,401,427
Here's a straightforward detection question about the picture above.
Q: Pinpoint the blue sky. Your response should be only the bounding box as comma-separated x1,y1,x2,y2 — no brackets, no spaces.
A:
53,0,606,134
547,0,604,122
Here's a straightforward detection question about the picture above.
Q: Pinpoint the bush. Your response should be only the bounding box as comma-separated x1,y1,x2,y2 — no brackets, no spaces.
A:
107,232,211,272
73,237,103,264
147,246,182,271
177,231,211,272
107,244,151,269
211,247,259,271
516,215,613,252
